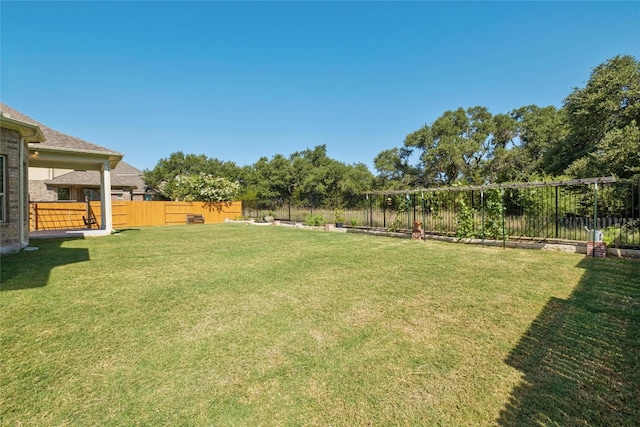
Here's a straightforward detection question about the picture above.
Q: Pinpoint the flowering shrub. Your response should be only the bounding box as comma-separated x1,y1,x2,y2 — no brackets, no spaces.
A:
171,174,239,202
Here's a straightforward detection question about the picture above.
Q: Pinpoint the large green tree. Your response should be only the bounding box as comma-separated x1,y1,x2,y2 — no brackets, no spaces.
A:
558,55,640,178
143,151,241,200
240,154,294,207
237,145,374,209
488,105,567,182
171,174,239,202
372,147,418,189
401,106,497,185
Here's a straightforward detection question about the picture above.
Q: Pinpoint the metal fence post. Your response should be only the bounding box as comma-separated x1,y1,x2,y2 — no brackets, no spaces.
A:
383,194,386,228
481,188,485,245
422,193,426,241
593,182,598,256
502,188,506,249
407,193,411,231
555,186,559,238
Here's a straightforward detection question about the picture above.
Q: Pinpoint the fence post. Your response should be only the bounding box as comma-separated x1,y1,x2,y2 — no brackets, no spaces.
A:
383,194,386,228
369,194,373,227
422,193,426,241
412,193,416,225
555,186,559,238
502,188,506,249
85,198,92,229
593,182,598,256
481,188,485,245
407,193,411,231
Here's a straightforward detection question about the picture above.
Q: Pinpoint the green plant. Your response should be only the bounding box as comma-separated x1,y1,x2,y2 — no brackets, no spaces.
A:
334,209,345,223
388,216,404,232
305,213,327,226
603,221,640,247
483,190,506,240
350,218,359,227
455,196,478,239
172,174,239,202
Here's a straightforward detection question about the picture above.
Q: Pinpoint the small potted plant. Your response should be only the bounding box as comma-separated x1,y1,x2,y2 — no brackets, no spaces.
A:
334,209,345,228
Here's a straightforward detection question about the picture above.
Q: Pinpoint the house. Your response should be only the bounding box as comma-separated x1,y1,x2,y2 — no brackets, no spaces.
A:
30,161,161,202
0,103,124,251
1,111,45,253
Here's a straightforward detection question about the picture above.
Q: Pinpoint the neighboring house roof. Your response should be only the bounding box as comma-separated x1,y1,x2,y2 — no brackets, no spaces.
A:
45,161,148,192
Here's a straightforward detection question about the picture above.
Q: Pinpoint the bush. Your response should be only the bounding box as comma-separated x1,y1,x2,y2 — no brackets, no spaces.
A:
305,214,327,226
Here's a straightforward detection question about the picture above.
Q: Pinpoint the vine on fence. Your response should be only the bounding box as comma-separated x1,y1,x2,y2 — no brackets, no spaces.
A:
455,196,477,239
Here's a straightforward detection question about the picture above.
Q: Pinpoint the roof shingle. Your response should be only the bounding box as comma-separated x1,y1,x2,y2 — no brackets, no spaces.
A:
45,161,146,190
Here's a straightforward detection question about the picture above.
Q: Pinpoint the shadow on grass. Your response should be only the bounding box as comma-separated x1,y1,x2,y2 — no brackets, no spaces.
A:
0,239,90,291
498,257,640,426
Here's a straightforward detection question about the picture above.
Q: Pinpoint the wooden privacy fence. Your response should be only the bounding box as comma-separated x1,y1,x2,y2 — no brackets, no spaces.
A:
30,201,242,231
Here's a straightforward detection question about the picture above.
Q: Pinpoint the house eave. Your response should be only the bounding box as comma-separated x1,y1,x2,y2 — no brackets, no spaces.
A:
0,113,46,142
28,145,123,170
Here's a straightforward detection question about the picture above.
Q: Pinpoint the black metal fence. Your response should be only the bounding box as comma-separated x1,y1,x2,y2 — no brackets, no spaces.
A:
366,179,639,248
242,178,640,249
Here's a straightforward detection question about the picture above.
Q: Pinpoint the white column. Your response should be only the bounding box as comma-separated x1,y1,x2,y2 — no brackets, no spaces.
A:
100,161,113,231
19,138,27,248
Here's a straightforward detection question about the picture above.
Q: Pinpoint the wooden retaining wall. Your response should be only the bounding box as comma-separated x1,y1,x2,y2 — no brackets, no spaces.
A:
30,201,242,231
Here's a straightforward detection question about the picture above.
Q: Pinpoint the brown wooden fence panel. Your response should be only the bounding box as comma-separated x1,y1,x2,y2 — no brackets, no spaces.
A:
189,202,243,224
164,202,194,225
30,202,89,230
111,201,129,228
120,201,165,227
30,201,243,230
89,201,102,229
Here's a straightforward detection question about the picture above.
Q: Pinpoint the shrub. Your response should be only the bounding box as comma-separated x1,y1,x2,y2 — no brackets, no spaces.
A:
305,214,327,226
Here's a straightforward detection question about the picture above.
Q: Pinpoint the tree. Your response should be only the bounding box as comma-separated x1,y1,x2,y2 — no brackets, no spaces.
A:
290,145,342,207
373,147,417,189
171,174,239,202
404,106,496,185
237,145,375,210
240,154,293,208
339,162,375,207
558,55,640,178
144,151,241,200
487,105,567,182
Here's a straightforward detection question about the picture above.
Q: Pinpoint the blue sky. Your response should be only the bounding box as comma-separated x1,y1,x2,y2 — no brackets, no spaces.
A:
2,1,639,173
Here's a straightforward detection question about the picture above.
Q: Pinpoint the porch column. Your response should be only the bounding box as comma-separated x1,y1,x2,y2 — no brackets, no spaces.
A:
100,161,113,231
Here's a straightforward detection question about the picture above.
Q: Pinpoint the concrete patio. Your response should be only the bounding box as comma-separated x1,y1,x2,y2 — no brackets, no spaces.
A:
30,229,113,239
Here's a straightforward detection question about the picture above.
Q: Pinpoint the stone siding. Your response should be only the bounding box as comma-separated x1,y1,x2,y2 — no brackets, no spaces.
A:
1,126,30,252
28,180,58,201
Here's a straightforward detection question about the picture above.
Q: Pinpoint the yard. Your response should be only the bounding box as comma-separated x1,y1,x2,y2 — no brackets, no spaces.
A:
1,224,639,426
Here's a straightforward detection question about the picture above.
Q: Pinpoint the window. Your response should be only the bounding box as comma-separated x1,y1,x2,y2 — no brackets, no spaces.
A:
57,187,70,201
0,156,5,222
82,188,100,201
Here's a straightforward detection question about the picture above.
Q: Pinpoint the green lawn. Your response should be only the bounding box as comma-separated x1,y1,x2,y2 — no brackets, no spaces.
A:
2,224,639,426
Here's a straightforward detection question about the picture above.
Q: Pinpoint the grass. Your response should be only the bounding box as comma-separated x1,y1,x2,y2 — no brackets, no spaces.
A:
1,224,639,426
